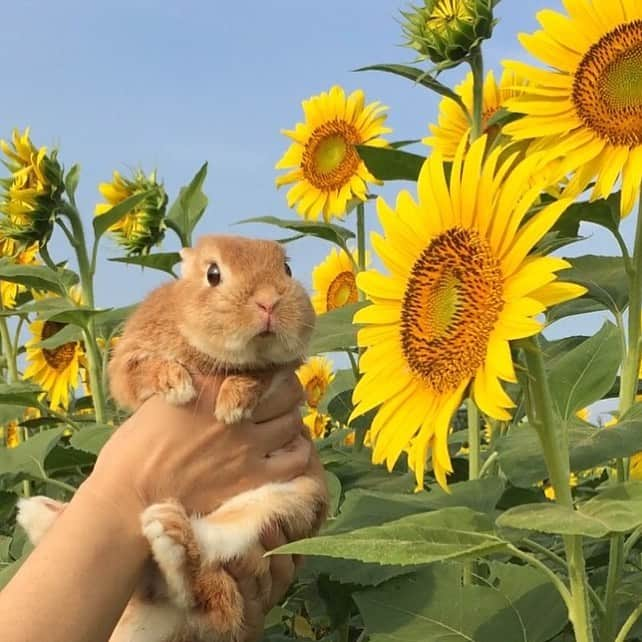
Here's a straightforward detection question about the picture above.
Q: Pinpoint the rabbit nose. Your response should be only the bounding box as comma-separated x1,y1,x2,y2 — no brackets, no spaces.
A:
256,300,275,315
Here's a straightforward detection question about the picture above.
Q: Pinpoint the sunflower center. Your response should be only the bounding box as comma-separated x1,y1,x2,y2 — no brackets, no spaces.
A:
573,20,642,147
41,321,77,371
304,376,325,408
400,227,504,393
302,120,361,190
326,270,358,310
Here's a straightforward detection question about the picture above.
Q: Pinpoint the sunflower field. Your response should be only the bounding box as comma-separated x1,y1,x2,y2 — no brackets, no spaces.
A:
4,0,642,640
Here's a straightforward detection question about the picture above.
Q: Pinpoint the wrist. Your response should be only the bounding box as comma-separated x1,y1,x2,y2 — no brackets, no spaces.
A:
78,471,147,545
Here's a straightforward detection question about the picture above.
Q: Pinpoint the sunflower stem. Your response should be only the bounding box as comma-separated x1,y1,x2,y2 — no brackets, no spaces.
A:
615,601,642,642
59,201,107,424
468,48,484,142
0,316,18,383
467,398,480,480
601,189,642,642
356,201,367,275
521,337,594,642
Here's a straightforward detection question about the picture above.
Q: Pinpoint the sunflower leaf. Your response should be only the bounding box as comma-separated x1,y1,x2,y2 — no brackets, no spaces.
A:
0,262,76,298
0,383,43,407
70,424,113,455
496,405,642,487
109,251,181,277
0,428,64,480
238,216,355,249
31,323,82,350
309,303,365,354
356,145,425,182
355,562,566,642
64,164,81,204
355,64,465,108
92,191,151,241
548,321,621,420
273,507,506,565
498,482,642,538
166,162,209,247
558,255,628,314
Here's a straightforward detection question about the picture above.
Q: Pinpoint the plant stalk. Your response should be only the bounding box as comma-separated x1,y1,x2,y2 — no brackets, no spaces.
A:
521,338,594,642
468,48,484,141
467,398,480,480
601,188,642,642
0,316,18,382
356,202,367,274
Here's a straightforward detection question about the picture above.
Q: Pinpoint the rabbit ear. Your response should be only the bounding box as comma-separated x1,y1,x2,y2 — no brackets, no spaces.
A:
179,247,195,277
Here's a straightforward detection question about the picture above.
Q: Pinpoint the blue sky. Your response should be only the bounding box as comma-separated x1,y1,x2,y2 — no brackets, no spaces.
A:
2,0,622,347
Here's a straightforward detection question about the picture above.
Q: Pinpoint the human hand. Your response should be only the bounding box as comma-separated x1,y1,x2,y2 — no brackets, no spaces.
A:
83,370,313,533
227,527,302,642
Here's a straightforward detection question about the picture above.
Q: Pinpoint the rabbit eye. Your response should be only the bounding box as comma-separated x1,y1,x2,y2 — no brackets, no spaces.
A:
284,262,292,277
207,263,221,286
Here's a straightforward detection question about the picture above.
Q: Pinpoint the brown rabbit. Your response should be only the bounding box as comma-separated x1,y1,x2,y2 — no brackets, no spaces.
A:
18,235,329,642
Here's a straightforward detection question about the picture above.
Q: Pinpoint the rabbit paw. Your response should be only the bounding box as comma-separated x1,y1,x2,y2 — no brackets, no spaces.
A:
156,362,195,405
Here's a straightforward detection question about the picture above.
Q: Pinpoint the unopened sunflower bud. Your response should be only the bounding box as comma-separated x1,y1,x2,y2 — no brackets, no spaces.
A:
401,0,495,66
95,169,168,255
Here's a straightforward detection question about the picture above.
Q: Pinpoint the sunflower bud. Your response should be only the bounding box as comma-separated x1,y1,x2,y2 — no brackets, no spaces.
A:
95,169,168,255
0,128,64,247
401,0,495,66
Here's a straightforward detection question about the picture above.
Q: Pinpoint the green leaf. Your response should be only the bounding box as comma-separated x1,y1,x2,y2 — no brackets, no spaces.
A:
355,64,465,106
70,424,112,455
355,562,566,642
0,404,28,425
0,263,76,297
356,145,425,182
0,492,18,528
0,557,24,590
109,251,181,277
166,162,208,246
238,216,354,249
0,428,63,478
32,323,82,350
497,407,642,487
64,164,81,203
554,194,620,237
0,383,43,407
309,303,365,354
498,482,642,538
328,479,505,535
275,507,506,565
548,322,621,420
325,471,342,518
319,369,355,413
559,255,628,314
94,305,136,335
92,191,150,241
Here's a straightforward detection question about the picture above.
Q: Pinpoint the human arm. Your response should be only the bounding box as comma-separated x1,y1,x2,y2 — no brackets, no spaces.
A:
0,372,312,642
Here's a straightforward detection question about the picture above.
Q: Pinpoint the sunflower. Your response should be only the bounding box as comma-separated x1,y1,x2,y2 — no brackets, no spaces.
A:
303,409,331,440
0,128,62,245
0,236,39,308
504,0,642,216
2,419,20,448
95,169,167,255
275,86,391,222
23,318,84,411
296,356,335,409
311,248,365,314
425,69,527,160
351,135,586,490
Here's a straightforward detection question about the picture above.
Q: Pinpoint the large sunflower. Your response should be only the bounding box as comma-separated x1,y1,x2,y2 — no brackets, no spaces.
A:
504,0,642,216
23,319,84,411
297,356,335,409
275,86,391,222
311,248,362,314
351,136,586,490
425,69,527,160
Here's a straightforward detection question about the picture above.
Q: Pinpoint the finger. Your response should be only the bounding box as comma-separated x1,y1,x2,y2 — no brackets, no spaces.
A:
253,371,305,423
247,409,307,454
188,374,225,413
262,434,312,481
